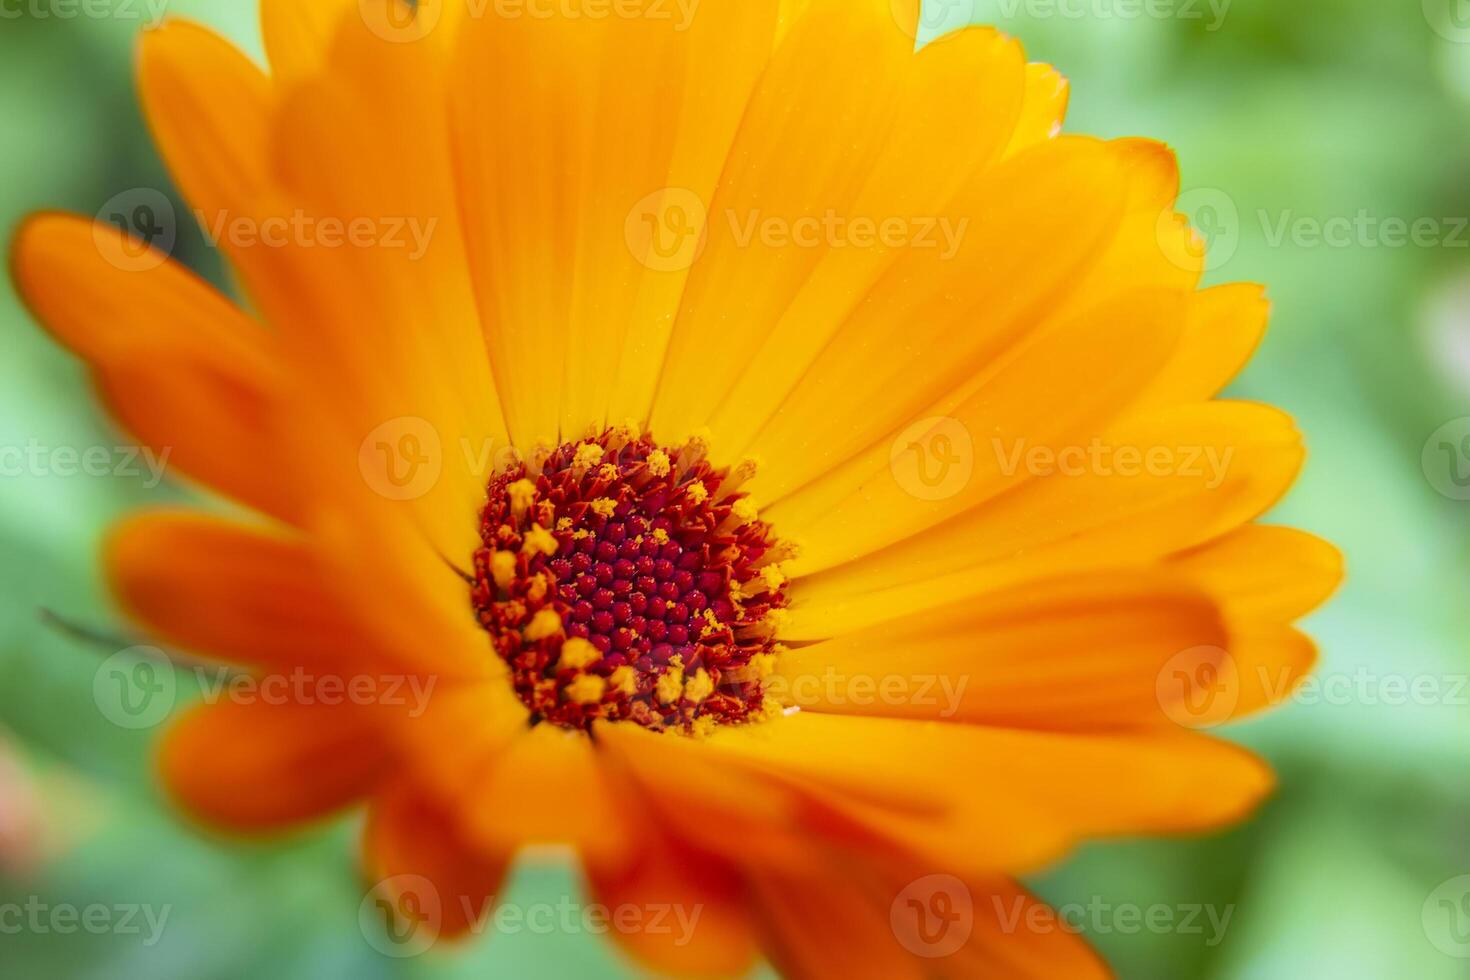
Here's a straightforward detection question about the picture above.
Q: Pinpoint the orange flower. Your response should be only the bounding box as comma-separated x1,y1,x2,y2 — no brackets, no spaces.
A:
12,0,1340,975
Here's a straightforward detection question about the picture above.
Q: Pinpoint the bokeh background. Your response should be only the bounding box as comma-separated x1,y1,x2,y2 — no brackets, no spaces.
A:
3,0,1470,976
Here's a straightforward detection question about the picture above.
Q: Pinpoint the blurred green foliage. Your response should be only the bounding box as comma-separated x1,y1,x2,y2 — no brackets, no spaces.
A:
2,1,1469,977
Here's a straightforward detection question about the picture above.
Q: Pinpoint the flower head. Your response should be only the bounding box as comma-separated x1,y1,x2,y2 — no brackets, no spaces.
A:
11,0,1340,974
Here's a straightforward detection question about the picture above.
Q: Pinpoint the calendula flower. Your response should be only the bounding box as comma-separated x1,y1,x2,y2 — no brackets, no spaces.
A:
12,0,1340,974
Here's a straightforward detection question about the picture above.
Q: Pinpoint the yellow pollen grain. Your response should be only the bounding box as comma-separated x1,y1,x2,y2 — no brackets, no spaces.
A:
684,668,714,704
647,449,672,478
685,482,709,504
652,528,670,545
490,551,517,592
610,665,638,696
590,497,617,518
656,656,685,704
522,524,558,556
566,674,606,704
572,528,591,540
699,608,724,639
524,609,562,641
574,442,604,471
597,463,619,482
687,716,718,739
761,565,787,591
732,498,759,525
556,516,573,531
559,637,601,670
526,573,550,604
508,478,537,518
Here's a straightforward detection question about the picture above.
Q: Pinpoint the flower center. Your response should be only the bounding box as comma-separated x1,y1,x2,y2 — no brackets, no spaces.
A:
470,427,790,734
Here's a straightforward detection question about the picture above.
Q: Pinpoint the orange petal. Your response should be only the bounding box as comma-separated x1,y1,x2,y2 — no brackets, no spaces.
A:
1169,523,1342,625
137,20,271,239
363,780,510,939
768,286,1187,573
707,134,1122,485
699,713,1273,876
787,401,1304,638
775,571,1228,728
10,214,294,522
748,867,925,980
106,510,478,680
1136,283,1271,410
1003,63,1070,157
448,1,781,445
653,18,1027,447
160,698,385,832
459,725,632,869
954,879,1111,979
259,0,359,80
584,824,760,978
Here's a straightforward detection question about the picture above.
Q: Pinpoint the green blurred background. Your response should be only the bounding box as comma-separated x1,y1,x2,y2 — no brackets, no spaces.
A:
3,0,1470,976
